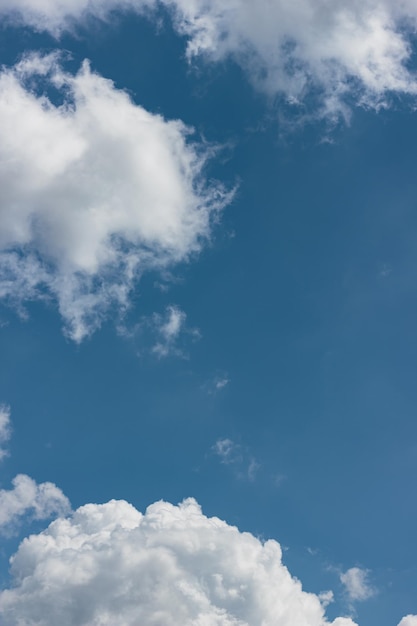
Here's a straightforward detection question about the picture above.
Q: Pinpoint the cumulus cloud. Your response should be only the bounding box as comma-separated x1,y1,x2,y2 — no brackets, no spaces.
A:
0,496,358,626
0,405,11,461
398,617,417,626
2,1,417,117
0,474,71,534
340,567,376,602
0,53,229,341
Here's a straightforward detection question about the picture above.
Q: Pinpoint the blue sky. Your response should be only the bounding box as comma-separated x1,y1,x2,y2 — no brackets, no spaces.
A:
0,2,416,625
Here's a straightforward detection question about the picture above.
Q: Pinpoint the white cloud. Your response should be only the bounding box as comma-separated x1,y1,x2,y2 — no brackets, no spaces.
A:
215,376,230,390
2,1,417,117
0,496,358,626
247,457,260,481
0,474,71,534
0,405,11,461
0,0,148,35
318,590,334,608
340,567,376,602
213,438,238,463
201,374,230,395
398,617,417,626
212,438,259,481
0,53,230,341
168,0,417,118
152,305,188,357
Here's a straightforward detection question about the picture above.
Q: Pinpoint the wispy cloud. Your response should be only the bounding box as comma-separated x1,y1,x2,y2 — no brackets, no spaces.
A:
214,376,229,390
340,567,376,603
212,438,238,464
118,304,200,358
212,437,259,482
201,373,230,395
152,305,187,358
0,405,11,461
151,305,200,358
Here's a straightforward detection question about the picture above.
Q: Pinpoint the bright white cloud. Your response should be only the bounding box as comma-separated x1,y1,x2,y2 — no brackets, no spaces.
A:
0,474,70,533
2,1,417,117
0,53,229,341
340,567,376,602
168,0,417,118
0,496,358,626
0,405,11,461
398,617,417,626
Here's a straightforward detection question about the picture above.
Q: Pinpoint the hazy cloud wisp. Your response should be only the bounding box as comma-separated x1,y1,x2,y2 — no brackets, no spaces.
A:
213,438,260,481
152,305,188,357
0,405,11,461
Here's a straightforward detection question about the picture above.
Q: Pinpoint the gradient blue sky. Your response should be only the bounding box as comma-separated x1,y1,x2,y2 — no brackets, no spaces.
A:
0,3,416,625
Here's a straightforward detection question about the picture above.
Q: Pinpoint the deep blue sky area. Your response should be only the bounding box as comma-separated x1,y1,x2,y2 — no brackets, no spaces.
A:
0,7,417,626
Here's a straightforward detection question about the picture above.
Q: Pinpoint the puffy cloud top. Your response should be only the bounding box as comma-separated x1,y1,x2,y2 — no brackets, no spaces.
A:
0,497,358,626
0,474,71,533
0,53,229,340
398,617,417,626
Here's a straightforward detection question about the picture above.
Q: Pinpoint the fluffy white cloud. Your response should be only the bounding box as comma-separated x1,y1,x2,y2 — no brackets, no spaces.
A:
2,1,417,117
398,617,417,626
0,474,71,533
168,0,417,118
0,53,229,341
340,567,376,602
0,496,357,626
0,405,11,461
